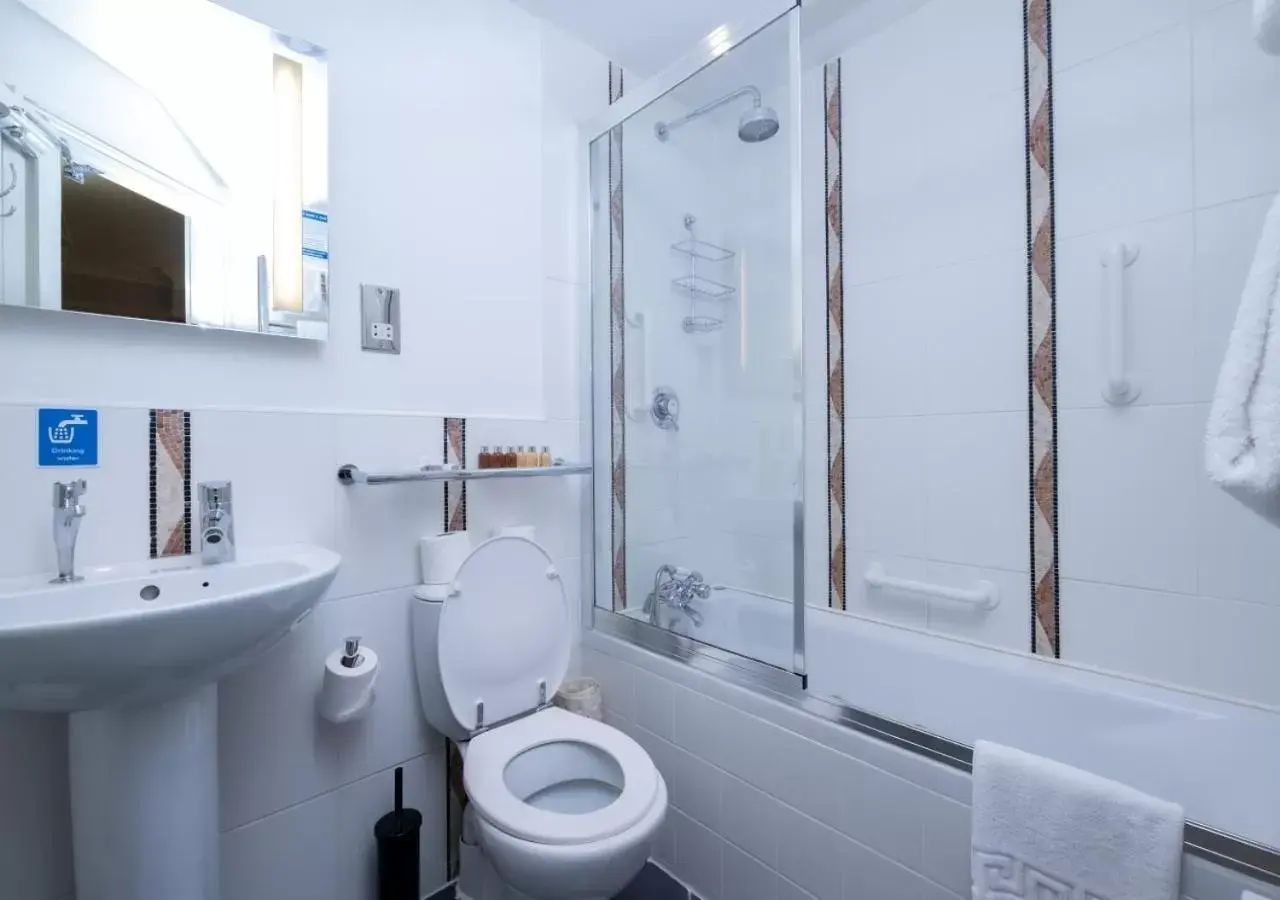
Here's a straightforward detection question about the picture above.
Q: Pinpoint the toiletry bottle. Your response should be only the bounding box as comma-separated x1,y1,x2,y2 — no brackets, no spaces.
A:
539,446,551,467
478,447,491,470
504,446,517,468
516,446,529,468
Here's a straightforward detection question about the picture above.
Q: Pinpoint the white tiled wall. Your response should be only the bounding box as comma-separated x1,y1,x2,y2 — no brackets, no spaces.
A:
1054,0,1280,706
0,0,605,897
827,0,1030,649
582,634,1280,900
810,0,1280,707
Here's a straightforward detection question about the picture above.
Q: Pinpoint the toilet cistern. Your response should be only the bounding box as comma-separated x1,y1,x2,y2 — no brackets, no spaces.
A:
51,479,87,583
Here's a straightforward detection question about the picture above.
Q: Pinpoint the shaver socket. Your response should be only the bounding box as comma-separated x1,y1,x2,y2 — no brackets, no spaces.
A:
360,285,401,354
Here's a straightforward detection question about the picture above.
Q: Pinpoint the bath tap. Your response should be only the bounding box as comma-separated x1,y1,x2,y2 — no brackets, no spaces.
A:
644,564,708,627
51,479,87,583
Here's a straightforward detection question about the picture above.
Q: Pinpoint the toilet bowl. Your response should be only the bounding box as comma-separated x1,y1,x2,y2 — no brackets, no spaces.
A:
413,535,667,900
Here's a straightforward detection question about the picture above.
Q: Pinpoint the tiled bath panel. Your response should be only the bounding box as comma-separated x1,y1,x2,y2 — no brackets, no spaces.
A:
580,635,1280,900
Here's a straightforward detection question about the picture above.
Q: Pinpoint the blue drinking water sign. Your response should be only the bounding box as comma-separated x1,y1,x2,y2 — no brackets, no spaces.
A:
38,408,98,467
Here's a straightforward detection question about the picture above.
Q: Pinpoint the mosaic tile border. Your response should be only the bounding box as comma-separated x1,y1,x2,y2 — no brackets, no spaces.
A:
824,59,847,612
443,417,467,533
1024,0,1059,657
149,409,191,558
609,61,627,612
441,418,467,882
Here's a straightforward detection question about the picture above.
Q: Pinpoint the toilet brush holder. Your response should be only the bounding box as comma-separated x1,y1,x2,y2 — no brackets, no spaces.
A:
374,767,422,900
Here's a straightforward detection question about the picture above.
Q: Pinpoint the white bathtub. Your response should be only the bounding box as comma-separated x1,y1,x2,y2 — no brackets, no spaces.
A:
630,586,1280,849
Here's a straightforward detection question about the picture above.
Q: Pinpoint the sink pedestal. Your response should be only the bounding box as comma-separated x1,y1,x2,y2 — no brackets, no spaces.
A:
69,684,219,900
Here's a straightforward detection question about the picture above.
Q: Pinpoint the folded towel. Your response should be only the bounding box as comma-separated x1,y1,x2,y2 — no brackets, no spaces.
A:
1257,0,1280,54
971,741,1183,900
1206,193,1280,526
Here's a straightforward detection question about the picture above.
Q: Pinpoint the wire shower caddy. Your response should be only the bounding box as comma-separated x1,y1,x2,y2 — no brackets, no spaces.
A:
671,213,735,333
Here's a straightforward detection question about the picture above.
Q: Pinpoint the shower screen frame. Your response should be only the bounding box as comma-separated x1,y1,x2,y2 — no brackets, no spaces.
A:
581,3,807,692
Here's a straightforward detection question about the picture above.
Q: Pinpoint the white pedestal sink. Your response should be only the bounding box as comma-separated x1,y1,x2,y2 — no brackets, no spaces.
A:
0,544,340,900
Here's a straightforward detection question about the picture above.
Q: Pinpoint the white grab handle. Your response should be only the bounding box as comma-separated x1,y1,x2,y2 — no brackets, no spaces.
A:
1101,242,1140,406
864,563,999,611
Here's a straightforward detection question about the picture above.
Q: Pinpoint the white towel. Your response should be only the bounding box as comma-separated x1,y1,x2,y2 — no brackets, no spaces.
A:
1206,193,1280,526
1256,0,1280,54
971,742,1183,900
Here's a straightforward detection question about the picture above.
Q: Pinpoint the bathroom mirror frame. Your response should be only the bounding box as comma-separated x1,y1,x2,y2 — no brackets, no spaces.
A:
0,0,330,341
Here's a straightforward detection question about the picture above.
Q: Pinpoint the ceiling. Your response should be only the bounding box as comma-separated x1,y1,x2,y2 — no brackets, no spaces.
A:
512,0,791,76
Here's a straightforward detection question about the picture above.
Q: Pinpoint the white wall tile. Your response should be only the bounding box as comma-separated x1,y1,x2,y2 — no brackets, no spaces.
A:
921,254,1027,416
835,758,925,870
844,278,929,419
919,794,972,896
1060,578,1280,705
924,413,1028,573
1055,26,1194,238
331,754,448,900
218,611,345,832
219,588,440,831
220,788,340,900
1193,193,1275,401
720,775,784,870
1193,0,1280,207
1057,214,1200,409
842,840,921,900
1058,405,1201,594
582,647,636,720
777,803,848,900
671,809,724,900
779,876,821,900
1054,0,1191,71
846,417,929,559
330,414,445,600
190,410,338,555
725,842,780,900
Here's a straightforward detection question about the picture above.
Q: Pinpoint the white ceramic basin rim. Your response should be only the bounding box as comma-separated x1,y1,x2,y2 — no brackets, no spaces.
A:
0,544,339,711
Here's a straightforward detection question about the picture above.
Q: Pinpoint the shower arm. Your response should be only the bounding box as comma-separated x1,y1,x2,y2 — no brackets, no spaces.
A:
655,86,762,140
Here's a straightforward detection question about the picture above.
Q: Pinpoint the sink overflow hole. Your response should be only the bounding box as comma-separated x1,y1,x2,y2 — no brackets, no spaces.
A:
139,584,160,601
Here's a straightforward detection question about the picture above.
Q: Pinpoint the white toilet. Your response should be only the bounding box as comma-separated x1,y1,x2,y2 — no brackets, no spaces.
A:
412,535,668,900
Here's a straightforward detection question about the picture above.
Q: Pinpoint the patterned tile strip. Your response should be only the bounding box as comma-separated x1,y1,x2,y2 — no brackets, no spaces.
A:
149,409,191,558
1025,0,1059,657
442,415,467,881
609,61,627,612
824,59,847,611
443,417,467,533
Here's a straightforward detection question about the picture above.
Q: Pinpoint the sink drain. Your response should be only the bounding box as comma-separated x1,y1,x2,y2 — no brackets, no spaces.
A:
139,584,160,601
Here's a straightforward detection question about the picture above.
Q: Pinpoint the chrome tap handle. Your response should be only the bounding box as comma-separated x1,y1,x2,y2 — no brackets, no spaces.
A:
52,479,87,511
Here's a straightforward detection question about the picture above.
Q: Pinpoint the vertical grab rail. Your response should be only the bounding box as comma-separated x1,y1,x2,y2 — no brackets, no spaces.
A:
1101,242,1140,406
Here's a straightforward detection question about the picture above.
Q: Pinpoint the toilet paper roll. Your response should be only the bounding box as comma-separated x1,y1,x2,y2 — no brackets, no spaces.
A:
419,530,471,584
492,525,536,541
317,645,379,724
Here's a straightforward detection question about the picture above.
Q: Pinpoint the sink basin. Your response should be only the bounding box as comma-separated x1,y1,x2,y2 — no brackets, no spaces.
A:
0,544,339,711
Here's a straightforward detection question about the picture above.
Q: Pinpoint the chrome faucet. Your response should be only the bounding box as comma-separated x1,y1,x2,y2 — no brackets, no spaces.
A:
644,564,709,627
198,481,235,565
51,479,87,583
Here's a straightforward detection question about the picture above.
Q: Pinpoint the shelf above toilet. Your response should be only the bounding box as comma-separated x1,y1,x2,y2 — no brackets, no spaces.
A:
337,463,592,486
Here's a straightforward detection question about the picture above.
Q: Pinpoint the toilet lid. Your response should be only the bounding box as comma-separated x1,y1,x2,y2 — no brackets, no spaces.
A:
438,536,570,731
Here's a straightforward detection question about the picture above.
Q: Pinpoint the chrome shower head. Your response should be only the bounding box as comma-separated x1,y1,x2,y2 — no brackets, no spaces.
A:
738,105,780,143
654,85,780,143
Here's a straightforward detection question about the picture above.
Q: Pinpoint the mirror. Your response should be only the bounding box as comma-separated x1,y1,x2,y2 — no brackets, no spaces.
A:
0,0,329,338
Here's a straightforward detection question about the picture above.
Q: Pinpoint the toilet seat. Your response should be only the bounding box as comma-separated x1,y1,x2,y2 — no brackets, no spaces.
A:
465,707,661,846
